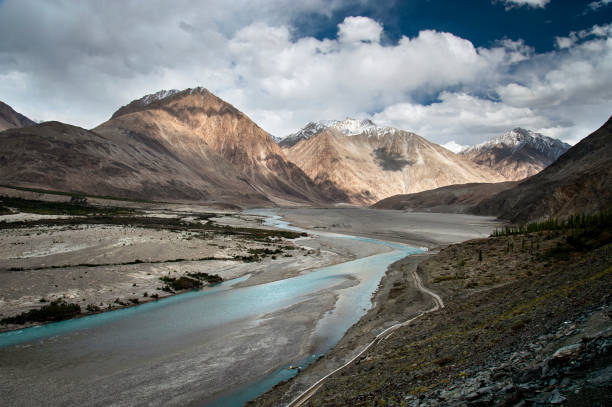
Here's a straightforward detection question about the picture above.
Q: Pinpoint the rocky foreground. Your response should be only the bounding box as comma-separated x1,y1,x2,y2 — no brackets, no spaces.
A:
255,216,612,406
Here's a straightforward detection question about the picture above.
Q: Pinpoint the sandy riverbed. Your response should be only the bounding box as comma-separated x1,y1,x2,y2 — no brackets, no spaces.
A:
277,207,502,248
0,206,501,407
0,208,389,330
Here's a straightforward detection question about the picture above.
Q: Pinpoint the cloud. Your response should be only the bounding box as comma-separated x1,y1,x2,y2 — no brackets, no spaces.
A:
372,92,548,146
587,0,611,12
441,141,469,153
338,16,383,43
500,0,550,9
0,1,610,149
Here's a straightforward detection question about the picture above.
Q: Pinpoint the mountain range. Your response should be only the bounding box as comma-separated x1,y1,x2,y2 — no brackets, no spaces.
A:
279,118,506,205
472,116,612,223
460,128,570,180
0,88,598,216
373,117,611,223
0,88,344,206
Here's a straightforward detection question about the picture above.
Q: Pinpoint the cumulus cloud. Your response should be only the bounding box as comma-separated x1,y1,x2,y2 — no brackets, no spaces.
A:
0,0,610,148
338,16,383,43
500,0,550,9
373,92,548,146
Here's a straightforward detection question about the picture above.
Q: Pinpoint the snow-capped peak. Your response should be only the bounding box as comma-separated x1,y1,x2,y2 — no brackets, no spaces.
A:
139,89,181,105
462,128,571,160
279,118,399,147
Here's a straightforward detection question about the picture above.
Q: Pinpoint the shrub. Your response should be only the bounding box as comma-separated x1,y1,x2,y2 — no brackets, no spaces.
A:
86,304,101,313
159,275,203,291
186,272,223,284
1,299,81,325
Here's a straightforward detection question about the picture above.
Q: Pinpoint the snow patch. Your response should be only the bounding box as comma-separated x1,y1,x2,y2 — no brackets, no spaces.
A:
139,89,181,105
281,117,401,146
462,128,570,160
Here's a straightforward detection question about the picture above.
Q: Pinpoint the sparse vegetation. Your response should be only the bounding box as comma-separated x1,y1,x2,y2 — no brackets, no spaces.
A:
86,304,101,313
1,299,81,325
0,195,135,216
282,221,612,407
159,275,203,291
186,272,223,284
491,211,612,237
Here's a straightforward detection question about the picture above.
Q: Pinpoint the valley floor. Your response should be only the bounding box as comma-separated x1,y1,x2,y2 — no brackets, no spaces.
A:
0,197,506,406
0,208,380,331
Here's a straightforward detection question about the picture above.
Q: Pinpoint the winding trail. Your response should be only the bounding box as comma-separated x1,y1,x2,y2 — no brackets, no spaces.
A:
287,265,444,407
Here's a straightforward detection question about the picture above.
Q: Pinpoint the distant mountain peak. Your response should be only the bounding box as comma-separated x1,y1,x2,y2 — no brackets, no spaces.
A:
464,128,570,157
461,128,571,181
279,117,400,148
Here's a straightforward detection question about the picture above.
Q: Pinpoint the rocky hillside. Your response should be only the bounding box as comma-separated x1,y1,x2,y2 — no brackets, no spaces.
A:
372,181,517,213
96,88,345,205
0,88,347,206
473,117,612,223
0,121,269,204
0,101,36,132
461,128,570,181
281,119,506,205
254,214,612,406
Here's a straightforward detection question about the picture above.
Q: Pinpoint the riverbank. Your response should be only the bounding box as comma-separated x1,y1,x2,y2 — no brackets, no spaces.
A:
254,218,612,406
0,209,423,407
249,251,438,406
1,207,369,333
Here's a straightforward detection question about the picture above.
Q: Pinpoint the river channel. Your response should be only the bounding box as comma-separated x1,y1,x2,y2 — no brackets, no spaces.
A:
0,211,423,406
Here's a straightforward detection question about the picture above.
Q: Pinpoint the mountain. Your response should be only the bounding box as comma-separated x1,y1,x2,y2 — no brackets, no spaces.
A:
279,118,386,148
461,128,570,181
0,101,36,132
372,181,517,213
0,120,268,204
281,119,506,205
95,87,343,205
472,116,612,223
0,88,343,206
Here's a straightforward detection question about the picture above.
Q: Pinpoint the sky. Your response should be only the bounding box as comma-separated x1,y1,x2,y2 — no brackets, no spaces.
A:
0,0,611,150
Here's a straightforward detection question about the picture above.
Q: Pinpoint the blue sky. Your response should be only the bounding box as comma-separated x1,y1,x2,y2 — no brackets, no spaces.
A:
0,0,610,148
296,0,611,52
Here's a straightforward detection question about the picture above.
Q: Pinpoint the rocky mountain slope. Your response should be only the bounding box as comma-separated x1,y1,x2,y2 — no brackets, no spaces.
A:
0,101,36,132
96,88,344,205
0,88,343,206
473,116,612,223
281,119,506,205
0,120,265,204
279,118,390,148
372,181,517,213
461,128,570,181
